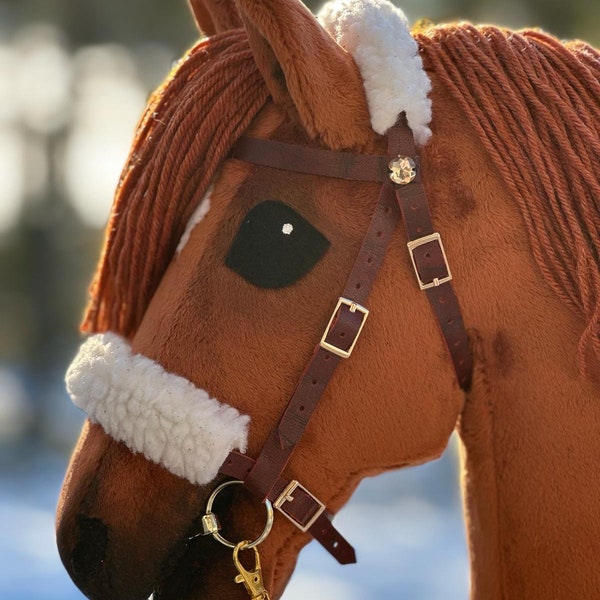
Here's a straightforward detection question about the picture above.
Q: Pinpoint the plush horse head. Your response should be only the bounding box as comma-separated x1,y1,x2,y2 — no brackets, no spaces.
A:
56,0,600,599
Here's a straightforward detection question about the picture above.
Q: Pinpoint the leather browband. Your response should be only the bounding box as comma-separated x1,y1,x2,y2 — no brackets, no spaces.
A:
220,114,472,565
230,136,390,182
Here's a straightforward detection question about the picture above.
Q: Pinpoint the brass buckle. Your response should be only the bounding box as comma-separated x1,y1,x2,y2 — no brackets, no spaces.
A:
319,297,369,359
274,480,326,533
407,233,453,290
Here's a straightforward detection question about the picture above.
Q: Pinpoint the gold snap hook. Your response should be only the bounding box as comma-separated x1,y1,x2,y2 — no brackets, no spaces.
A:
233,541,271,599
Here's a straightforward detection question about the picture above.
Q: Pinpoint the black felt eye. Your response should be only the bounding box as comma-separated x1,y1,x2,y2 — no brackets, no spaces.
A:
225,200,330,288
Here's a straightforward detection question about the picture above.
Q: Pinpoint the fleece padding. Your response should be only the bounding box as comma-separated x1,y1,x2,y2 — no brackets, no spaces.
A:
65,332,249,485
319,0,432,144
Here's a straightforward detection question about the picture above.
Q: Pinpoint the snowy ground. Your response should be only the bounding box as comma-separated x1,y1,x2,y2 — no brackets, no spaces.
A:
0,440,469,600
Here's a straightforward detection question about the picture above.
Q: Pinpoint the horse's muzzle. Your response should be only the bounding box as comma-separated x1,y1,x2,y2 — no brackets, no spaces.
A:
57,512,145,600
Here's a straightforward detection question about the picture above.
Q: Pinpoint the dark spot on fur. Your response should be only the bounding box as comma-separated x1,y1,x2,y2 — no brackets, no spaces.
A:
443,151,477,219
423,146,476,219
492,330,515,377
450,178,477,219
272,64,286,84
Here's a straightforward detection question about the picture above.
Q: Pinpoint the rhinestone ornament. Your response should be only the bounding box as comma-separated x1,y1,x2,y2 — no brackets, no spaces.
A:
388,155,417,185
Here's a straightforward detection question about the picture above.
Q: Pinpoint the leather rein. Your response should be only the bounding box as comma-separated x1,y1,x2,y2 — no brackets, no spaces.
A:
216,114,472,565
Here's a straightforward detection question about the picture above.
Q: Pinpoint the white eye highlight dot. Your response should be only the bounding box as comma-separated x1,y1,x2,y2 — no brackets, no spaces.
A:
282,223,294,235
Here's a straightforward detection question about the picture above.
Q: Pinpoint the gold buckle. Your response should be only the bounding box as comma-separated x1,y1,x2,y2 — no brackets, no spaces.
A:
319,297,369,359
274,480,326,533
407,233,452,290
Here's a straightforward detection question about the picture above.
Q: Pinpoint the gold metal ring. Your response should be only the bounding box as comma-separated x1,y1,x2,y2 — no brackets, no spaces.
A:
205,480,274,549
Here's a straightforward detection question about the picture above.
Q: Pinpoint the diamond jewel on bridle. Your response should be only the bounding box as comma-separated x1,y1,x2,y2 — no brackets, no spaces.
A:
388,155,417,185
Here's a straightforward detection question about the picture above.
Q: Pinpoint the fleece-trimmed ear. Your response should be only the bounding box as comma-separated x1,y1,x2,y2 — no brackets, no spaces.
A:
235,0,372,149
188,0,241,36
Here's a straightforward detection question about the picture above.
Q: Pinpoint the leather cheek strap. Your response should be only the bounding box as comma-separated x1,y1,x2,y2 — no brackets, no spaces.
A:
221,176,401,565
220,113,473,565
389,124,472,389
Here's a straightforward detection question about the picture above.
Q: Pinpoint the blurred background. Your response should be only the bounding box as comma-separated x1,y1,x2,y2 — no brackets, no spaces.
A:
0,1,598,599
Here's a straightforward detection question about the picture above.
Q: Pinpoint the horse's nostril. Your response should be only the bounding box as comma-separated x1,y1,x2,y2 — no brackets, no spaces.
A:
71,515,109,582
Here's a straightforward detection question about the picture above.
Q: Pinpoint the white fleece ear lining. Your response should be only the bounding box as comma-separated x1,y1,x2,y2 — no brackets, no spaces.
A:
319,0,432,145
66,332,250,485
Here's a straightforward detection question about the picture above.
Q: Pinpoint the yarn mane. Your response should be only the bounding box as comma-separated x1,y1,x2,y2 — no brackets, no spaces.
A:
82,29,268,336
83,21,600,376
417,25,600,375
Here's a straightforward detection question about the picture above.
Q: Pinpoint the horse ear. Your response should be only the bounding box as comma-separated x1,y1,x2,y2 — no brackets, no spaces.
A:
235,0,372,149
188,0,242,36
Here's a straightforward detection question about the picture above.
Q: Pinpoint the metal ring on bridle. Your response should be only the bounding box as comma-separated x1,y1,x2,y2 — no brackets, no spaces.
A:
205,480,274,549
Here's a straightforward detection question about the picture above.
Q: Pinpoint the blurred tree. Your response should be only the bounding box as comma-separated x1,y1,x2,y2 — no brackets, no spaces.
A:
1,0,197,50
1,0,599,49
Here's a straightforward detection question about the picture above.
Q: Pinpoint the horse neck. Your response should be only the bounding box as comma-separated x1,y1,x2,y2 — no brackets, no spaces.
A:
432,89,600,598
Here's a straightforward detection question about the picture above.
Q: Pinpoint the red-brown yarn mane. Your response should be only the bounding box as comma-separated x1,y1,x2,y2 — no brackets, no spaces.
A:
417,25,600,375
84,22,600,375
82,29,267,336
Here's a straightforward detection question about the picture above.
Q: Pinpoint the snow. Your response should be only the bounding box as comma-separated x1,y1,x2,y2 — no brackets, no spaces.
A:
0,441,469,599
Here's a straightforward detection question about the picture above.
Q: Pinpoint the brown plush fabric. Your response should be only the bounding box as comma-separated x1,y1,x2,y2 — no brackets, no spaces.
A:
236,0,373,150
56,1,600,599
188,0,241,36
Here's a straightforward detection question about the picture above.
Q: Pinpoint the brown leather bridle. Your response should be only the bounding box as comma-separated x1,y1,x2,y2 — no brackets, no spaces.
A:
218,114,472,565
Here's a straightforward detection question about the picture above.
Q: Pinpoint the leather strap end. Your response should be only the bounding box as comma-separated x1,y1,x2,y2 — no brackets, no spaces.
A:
272,481,357,565
308,513,357,564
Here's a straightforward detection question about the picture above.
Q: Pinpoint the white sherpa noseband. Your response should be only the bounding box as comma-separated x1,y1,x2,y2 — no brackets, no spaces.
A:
319,0,432,145
66,332,249,485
